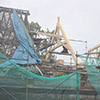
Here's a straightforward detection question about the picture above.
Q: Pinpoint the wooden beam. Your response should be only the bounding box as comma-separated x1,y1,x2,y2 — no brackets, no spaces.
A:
0,6,30,15
49,51,71,55
30,31,63,38
88,44,100,52
46,42,63,59
58,20,77,64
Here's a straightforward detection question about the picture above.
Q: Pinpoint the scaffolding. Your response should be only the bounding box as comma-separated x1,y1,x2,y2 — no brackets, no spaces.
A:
0,52,80,100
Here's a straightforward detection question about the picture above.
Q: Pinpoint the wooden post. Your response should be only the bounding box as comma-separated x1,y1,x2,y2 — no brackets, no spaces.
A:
45,17,78,66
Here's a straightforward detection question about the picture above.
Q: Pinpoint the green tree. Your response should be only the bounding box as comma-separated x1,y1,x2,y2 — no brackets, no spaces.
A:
29,22,55,60
30,22,41,32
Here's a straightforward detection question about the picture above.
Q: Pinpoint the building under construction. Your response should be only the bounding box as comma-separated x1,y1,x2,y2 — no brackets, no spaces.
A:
0,6,100,100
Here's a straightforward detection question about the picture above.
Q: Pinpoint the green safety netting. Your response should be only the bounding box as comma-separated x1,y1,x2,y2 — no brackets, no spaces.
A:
0,52,80,100
77,54,100,99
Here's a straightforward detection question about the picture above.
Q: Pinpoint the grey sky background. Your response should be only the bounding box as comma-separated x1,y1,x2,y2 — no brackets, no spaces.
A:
1,0,100,54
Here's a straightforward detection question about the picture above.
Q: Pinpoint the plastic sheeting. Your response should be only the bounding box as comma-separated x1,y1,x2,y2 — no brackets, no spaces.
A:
12,10,42,65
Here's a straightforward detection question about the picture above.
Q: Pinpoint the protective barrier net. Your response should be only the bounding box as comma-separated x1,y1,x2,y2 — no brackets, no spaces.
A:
0,52,80,100
77,54,100,99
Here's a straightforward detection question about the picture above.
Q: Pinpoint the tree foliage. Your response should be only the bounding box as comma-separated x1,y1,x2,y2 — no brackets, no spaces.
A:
30,22,41,32
29,21,55,59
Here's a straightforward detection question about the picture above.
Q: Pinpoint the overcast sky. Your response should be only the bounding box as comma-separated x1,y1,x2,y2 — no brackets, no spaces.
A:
1,0,100,54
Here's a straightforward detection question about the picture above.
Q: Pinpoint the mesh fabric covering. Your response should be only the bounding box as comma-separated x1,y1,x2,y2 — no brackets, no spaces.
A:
77,54,100,99
0,52,80,100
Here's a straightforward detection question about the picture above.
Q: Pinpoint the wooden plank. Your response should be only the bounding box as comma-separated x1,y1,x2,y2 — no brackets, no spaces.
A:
30,31,63,38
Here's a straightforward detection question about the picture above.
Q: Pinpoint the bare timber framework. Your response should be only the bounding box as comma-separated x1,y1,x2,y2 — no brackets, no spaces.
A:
31,17,80,67
0,6,30,58
87,44,100,58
